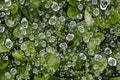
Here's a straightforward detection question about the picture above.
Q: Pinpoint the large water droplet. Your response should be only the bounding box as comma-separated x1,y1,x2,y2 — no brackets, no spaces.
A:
5,38,13,49
66,33,74,41
51,1,60,12
49,16,56,25
108,57,117,66
59,42,68,50
4,72,11,79
100,0,111,10
21,18,28,28
5,0,12,7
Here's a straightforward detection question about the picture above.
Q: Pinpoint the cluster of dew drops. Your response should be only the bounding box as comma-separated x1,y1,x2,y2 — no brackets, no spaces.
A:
0,0,120,80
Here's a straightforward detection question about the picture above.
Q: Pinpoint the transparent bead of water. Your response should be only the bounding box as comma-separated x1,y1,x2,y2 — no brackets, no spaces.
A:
25,51,30,57
20,27,27,35
88,50,94,55
21,18,28,28
20,43,27,50
77,14,83,19
51,1,60,12
108,57,117,66
49,16,56,25
93,8,99,16
32,23,38,29
45,4,50,9
10,68,17,75
5,0,12,7
104,47,112,54
100,0,111,10
78,4,83,10
0,26,5,33
79,53,87,60
66,33,74,41
92,0,97,5
0,12,5,18
70,21,76,27
49,36,56,43
5,38,13,49
33,68,38,74
83,36,89,43
110,41,115,47
38,33,46,39
18,38,23,43
29,35,34,41
59,42,68,50
41,23,46,28
5,72,11,79
59,16,65,22
94,38,101,45
94,54,102,61
46,30,51,37
93,64,99,70
78,25,85,33
41,40,46,47
7,20,14,27
19,0,25,4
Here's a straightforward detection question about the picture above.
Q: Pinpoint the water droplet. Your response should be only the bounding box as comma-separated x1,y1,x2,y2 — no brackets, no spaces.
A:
59,42,67,50
108,57,117,66
93,64,99,70
5,0,12,7
7,20,14,27
77,14,83,19
88,50,94,55
94,54,102,61
19,0,25,4
59,16,65,22
92,0,97,5
93,8,99,16
78,4,83,10
94,38,101,45
20,43,27,50
49,36,56,43
21,18,28,28
0,12,5,18
70,21,76,27
0,26,5,33
78,25,85,33
10,68,17,75
51,1,60,11
5,38,13,49
49,16,56,25
83,36,89,43
104,47,112,54
32,23,38,29
79,53,87,60
100,0,111,10
5,72,11,79
38,33,46,39
66,33,74,41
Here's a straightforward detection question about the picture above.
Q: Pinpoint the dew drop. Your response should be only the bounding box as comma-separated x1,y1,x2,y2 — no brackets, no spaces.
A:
0,12,5,18
5,0,12,7
100,0,111,10
21,18,28,28
5,38,13,49
93,8,99,16
66,33,74,41
5,72,11,79
104,47,112,54
49,16,56,25
78,4,83,10
79,53,87,60
0,26,5,33
51,1,60,12
59,42,68,50
70,21,76,27
108,57,117,66
78,25,85,33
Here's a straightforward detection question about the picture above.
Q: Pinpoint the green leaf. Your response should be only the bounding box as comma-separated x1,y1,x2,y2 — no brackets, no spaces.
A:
67,0,77,7
67,6,80,19
29,0,41,8
5,11,21,28
109,77,120,80
109,9,120,24
0,39,11,53
12,50,25,61
0,60,9,70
